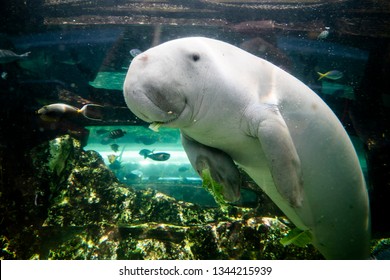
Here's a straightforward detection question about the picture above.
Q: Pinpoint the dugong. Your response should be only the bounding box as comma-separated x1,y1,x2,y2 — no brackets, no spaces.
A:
123,37,370,259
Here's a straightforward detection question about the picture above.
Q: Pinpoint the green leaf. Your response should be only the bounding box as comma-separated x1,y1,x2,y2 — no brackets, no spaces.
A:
280,228,312,247
200,169,227,206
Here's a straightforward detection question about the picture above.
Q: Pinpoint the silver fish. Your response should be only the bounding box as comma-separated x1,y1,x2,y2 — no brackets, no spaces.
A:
37,103,103,122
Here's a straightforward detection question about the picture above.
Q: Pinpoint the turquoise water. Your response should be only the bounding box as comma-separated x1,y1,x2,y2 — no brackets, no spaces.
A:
89,72,127,90
85,125,369,207
85,125,261,207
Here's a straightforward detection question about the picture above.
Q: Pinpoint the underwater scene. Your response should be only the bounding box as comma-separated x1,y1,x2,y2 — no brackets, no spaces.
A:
0,0,389,260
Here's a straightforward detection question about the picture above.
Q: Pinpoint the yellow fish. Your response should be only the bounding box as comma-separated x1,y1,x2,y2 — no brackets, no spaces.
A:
107,154,118,164
317,70,343,80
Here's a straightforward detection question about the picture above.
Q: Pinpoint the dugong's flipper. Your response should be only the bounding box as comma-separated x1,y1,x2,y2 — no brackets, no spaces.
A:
246,104,304,208
181,134,241,202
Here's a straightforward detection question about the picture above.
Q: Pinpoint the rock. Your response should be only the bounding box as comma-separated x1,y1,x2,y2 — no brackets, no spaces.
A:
371,238,390,260
1,135,324,260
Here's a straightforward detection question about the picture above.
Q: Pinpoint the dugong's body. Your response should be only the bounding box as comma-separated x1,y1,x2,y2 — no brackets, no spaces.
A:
123,37,370,259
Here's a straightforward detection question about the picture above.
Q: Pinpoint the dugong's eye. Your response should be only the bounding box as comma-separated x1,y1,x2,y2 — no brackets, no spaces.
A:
192,53,200,62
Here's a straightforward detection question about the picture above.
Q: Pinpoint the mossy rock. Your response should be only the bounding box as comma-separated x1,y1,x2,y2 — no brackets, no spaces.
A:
1,135,324,260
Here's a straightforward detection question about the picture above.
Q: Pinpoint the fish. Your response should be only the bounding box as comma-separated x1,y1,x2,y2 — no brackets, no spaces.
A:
178,166,189,172
108,129,126,139
37,103,104,122
96,129,110,135
109,160,121,170
317,70,343,80
0,49,31,64
147,152,170,161
107,154,122,170
124,169,143,182
139,149,153,158
110,143,120,152
124,171,142,182
317,27,330,40
139,149,170,161
135,135,159,145
100,136,113,145
107,154,118,164
130,49,142,58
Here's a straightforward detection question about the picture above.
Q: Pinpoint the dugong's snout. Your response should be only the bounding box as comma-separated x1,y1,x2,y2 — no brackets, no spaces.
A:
124,52,188,125
124,84,187,125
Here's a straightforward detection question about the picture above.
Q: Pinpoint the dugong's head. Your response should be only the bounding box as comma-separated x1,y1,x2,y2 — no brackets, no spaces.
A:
123,37,243,202
123,37,231,129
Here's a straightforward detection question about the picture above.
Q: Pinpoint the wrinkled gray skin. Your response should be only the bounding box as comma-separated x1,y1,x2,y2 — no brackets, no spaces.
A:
123,37,370,259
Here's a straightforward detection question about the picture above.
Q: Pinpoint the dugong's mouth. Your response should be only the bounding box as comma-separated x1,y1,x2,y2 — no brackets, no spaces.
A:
140,101,186,132
145,97,196,132
148,115,178,132
125,85,187,131
136,86,191,131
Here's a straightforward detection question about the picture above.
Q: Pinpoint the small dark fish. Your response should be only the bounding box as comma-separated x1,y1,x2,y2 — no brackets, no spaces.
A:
109,129,126,139
100,136,113,145
124,173,141,182
139,149,153,158
130,49,142,58
139,149,170,161
109,160,122,170
0,49,30,64
178,166,189,172
135,135,159,145
110,143,120,152
96,129,110,135
37,103,104,122
107,154,122,170
124,170,143,182
147,152,170,161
